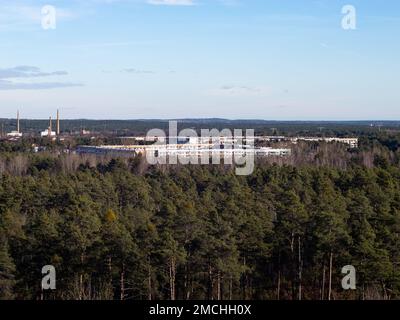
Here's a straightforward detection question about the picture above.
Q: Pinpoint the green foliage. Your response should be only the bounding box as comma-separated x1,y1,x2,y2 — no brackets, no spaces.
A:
0,158,400,300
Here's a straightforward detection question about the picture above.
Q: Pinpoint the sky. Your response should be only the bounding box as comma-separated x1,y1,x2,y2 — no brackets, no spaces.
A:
0,0,399,120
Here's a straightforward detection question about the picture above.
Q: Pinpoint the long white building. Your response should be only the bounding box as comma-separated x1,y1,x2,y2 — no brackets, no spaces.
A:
288,137,358,148
124,135,359,148
77,144,291,158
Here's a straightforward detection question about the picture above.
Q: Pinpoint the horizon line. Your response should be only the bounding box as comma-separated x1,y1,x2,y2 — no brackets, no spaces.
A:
1,118,400,123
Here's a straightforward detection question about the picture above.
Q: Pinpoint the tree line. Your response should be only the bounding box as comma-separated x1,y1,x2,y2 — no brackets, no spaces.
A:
1,152,400,300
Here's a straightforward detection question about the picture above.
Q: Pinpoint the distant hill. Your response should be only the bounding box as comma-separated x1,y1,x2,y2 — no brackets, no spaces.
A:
1,118,399,137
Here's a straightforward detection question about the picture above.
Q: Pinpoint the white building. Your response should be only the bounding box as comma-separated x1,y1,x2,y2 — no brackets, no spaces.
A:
289,137,358,148
77,143,292,159
41,130,56,137
41,116,56,137
7,131,22,138
7,110,22,138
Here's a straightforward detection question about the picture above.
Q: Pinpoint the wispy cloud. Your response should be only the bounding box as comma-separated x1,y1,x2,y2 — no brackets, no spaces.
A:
0,66,68,79
0,80,83,90
0,66,83,90
122,68,155,74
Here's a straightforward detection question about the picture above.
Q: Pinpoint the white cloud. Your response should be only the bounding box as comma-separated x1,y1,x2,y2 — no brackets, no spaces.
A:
0,66,83,90
0,80,83,90
0,66,68,79
122,68,155,74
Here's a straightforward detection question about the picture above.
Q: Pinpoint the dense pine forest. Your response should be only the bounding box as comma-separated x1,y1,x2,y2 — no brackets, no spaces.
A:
1,132,400,300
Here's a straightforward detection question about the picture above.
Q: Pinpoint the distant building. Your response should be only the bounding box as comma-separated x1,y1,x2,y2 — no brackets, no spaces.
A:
124,135,358,148
81,129,91,135
77,144,292,158
39,110,61,138
289,137,358,148
41,130,56,138
7,110,22,138
41,117,56,137
7,131,23,138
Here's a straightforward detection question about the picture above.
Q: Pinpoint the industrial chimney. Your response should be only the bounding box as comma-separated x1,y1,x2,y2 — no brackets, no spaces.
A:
56,109,60,136
48,116,52,136
17,110,20,133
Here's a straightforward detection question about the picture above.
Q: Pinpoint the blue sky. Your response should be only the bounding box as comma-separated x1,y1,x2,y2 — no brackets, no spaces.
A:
0,0,399,120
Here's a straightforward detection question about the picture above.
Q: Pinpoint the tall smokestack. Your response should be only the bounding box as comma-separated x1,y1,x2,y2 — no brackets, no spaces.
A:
49,116,52,136
57,109,60,136
17,110,20,133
